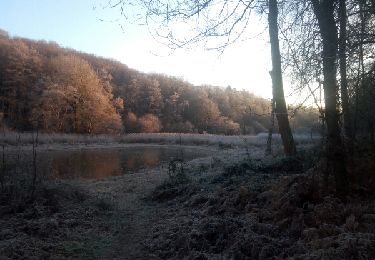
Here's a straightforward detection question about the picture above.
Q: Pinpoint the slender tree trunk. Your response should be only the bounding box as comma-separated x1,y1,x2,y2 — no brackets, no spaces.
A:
369,121,374,147
311,0,348,196
339,0,353,154
353,2,367,139
265,98,276,155
268,0,297,156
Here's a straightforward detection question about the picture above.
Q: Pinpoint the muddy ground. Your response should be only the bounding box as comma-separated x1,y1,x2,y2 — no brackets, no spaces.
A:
1,145,374,259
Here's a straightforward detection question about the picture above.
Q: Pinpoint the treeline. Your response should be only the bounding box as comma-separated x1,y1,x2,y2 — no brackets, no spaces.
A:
0,30,319,135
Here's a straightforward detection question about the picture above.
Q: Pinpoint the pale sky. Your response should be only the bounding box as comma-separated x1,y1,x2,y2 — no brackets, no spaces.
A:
0,0,277,99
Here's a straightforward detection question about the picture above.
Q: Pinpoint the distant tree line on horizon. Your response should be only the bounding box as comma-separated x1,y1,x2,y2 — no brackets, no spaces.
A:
0,30,319,135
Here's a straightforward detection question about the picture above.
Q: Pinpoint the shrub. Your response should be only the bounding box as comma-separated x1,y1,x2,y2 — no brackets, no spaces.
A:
138,114,162,133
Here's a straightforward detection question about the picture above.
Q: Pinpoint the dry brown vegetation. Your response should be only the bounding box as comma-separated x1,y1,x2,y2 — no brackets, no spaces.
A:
1,143,374,259
0,182,121,259
0,32,320,136
2,0,375,257
147,148,375,259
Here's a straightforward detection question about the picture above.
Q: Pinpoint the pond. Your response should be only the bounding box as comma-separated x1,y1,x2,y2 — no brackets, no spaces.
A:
4,145,213,180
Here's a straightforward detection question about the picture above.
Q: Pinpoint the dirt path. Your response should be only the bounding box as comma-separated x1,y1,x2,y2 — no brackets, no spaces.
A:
4,142,374,259
0,146,251,259
72,148,248,259
74,164,170,259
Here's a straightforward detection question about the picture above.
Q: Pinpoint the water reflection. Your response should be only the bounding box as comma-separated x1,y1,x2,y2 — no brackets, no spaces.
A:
35,146,210,179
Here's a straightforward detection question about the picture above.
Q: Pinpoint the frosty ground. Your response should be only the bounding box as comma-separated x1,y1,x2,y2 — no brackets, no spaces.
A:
0,134,374,259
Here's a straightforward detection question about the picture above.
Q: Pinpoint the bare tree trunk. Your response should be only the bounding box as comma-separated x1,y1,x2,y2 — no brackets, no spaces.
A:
311,0,348,196
339,0,353,154
265,98,276,155
268,0,297,156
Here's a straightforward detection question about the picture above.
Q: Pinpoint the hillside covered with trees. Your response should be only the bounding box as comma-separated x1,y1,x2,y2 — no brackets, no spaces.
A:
3,1,375,259
0,30,319,135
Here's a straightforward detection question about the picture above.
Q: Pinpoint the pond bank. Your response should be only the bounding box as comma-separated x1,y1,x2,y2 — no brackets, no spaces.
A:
0,146,252,259
0,132,320,149
4,144,371,259
2,144,221,180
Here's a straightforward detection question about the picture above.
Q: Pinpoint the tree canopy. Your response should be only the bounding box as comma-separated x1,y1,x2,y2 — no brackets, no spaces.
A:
0,32,319,135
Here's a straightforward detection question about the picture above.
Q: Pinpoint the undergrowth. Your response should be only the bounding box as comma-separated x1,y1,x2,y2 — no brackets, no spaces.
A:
145,145,375,259
0,181,118,259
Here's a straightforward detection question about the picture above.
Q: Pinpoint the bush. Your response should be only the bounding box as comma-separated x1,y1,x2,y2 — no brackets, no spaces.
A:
138,114,162,133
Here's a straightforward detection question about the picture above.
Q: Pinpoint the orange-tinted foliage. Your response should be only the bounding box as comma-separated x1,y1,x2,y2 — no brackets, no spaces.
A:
0,32,319,135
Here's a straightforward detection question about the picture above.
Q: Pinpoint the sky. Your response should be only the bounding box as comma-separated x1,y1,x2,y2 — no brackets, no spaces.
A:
0,0,276,99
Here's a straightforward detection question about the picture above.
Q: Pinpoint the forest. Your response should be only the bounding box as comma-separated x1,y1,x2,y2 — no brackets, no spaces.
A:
0,29,319,135
2,0,375,259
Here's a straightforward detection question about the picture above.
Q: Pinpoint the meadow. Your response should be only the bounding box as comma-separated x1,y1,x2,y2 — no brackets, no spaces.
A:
0,132,320,148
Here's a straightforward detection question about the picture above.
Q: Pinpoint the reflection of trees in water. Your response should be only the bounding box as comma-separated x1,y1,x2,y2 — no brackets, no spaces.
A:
37,147,209,179
123,149,160,173
49,151,121,179
141,149,161,167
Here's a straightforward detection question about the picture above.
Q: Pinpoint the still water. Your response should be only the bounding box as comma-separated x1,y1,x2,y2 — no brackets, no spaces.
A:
21,146,212,179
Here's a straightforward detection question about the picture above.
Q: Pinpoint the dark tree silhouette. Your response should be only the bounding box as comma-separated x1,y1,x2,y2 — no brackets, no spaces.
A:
311,0,349,196
268,0,296,155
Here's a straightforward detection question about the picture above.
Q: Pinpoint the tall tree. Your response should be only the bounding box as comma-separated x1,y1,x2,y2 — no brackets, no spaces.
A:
268,0,297,155
311,0,349,196
339,0,353,152
32,55,123,134
0,39,42,129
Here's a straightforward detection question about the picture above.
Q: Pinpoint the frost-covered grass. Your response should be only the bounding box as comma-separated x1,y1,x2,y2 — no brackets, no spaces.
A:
0,132,321,147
